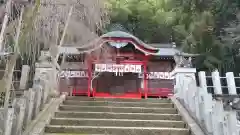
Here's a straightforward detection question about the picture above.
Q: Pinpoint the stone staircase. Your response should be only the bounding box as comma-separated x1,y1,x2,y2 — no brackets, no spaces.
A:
44,96,191,135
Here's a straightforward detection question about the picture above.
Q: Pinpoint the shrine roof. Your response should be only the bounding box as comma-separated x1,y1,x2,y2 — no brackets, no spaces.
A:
59,31,196,57
59,45,192,57
101,31,149,45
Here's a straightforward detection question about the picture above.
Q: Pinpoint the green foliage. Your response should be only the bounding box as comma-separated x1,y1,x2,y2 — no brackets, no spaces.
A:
106,0,240,73
106,0,177,43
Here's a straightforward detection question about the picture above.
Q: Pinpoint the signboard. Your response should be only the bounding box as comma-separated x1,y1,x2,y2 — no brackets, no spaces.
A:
59,71,88,78
138,72,174,80
95,64,142,73
58,70,174,80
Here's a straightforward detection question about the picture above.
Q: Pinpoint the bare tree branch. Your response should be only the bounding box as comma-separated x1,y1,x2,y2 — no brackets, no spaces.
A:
0,0,12,51
2,6,24,134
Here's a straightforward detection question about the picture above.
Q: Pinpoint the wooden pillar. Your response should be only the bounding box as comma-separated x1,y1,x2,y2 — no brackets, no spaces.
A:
144,56,148,99
87,59,92,97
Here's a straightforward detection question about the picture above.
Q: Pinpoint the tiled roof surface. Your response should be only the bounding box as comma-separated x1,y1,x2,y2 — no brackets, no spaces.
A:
58,46,181,56
59,31,194,56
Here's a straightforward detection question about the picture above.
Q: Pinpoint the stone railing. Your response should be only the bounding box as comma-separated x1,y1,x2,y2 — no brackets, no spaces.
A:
0,68,28,107
172,67,239,135
0,64,53,135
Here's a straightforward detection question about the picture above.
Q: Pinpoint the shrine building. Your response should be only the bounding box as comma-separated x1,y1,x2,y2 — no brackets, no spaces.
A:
58,31,192,99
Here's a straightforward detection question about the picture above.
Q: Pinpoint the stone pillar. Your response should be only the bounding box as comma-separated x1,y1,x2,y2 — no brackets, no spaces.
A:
171,67,196,99
171,67,200,125
47,68,59,97
27,88,35,124
37,50,58,93
198,71,214,133
211,70,225,135
35,57,59,97
226,72,237,95
19,65,30,90
4,108,14,135
198,71,207,92
211,70,222,94
225,72,238,135
15,98,26,135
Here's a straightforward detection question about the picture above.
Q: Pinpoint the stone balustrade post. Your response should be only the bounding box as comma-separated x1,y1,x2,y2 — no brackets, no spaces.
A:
0,109,4,135
16,98,26,135
26,88,35,124
211,70,225,135
4,108,14,135
226,72,238,135
48,68,58,96
11,99,18,135
171,67,196,100
198,71,207,91
194,87,201,123
19,65,30,90
11,98,26,135
35,51,59,97
173,73,182,98
212,71,222,94
33,86,42,119
198,71,213,133
226,72,237,95
44,79,50,102
22,91,29,128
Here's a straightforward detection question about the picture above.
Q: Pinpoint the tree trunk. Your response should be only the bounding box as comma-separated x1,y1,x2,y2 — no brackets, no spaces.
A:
3,6,24,134
0,0,12,51
53,6,73,65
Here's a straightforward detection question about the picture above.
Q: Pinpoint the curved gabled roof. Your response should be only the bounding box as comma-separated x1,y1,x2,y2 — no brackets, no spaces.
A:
59,30,197,57
101,31,159,51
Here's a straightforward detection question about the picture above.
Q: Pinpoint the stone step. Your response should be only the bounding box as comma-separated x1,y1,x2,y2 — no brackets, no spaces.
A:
66,96,171,103
63,100,174,108
44,133,105,135
59,105,178,114
50,118,186,128
55,111,182,120
45,125,189,135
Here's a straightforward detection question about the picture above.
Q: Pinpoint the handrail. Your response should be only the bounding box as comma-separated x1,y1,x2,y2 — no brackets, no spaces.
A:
174,70,239,135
